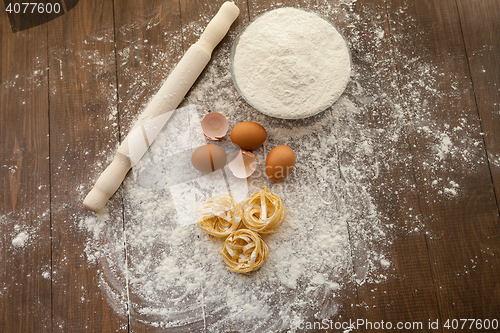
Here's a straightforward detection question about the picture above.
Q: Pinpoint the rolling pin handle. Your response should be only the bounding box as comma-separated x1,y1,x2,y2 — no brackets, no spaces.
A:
197,2,240,54
83,152,132,213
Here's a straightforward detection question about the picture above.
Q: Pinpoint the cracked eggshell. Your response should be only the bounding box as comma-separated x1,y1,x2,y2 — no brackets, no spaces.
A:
228,150,257,178
201,112,229,140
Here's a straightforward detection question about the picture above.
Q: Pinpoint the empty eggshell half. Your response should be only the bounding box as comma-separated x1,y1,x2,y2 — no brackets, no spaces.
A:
201,112,229,140
191,144,227,173
227,150,257,178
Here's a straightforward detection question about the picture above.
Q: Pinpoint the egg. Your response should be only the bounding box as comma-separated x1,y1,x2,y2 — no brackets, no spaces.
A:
265,145,296,182
230,122,267,150
191,144,227,173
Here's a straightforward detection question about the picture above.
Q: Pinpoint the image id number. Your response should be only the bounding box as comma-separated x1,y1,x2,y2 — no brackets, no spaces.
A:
6,2,61,14
444,319,498,330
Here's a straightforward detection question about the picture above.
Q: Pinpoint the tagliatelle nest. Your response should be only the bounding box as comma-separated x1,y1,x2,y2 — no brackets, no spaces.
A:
220,229,269,273
197,194,243,238
242,186,286,234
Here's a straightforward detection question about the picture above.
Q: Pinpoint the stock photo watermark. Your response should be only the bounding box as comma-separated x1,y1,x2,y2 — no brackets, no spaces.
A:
291,318,499,331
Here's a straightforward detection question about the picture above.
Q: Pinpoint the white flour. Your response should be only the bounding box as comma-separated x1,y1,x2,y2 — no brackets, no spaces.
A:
12,231,29,247
232,7,351,119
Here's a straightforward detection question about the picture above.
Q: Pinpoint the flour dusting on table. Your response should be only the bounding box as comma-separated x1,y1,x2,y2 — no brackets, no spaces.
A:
69,1,490,331
12,231,29,247
0,0,485,331
73,5,482,333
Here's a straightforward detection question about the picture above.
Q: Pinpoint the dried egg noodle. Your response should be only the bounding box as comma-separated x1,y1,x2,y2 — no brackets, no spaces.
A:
197,194,243,238
220,229,269,273
243,187,286,234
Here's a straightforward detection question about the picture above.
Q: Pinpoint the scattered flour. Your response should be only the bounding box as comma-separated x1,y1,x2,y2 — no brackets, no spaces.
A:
437,134,453,160
72,1,488,331
380,258,391,268
0,0,492,331
12,231,29,247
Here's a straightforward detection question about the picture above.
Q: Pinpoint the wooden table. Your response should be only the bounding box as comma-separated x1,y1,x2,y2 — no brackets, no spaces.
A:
1,0,499,332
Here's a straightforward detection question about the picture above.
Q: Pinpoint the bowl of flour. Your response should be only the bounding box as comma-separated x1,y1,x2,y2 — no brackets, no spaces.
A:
230,7,352,119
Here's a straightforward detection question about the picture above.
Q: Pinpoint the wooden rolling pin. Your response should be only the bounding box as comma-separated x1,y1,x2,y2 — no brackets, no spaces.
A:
84,2,240,213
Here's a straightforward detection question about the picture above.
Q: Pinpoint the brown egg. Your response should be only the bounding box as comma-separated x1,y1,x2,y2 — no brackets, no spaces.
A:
265,145,296,182
230,122,267,150
191,144,227,173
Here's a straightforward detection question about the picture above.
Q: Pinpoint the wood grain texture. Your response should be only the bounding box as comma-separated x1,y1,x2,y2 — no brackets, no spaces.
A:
388,0,500,323
113,0,183,331
0,9,51,333
1,0,500,331
342,0,441,329
47,0,127,331
457,0,500,209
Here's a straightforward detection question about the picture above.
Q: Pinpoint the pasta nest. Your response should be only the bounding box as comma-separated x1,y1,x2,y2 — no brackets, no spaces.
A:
242,186,286,234
197,194,243,238
220,229,269,273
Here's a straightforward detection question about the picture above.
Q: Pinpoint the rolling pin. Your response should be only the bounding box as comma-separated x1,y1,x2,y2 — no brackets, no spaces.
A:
83,2,240,213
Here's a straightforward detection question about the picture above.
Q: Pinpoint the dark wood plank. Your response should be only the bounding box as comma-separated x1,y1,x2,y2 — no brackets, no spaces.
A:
339,1,442,330
112,0,184,331
388,0,500,323
47,0,127,331
457,0,500,210
114,0,184,134
0,10,52,333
